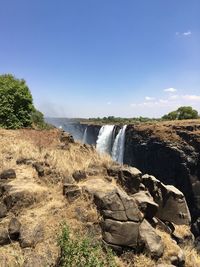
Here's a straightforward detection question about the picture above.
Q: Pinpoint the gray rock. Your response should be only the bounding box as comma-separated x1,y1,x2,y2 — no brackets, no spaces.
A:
102,219,140,247
19,224,44,248
0,202,7,218
8,217,21,240
0,169,16,180
0,228,10,245
118,166,141,194
139,219,164,259
94,189,142,222
157,184,191,225
133,191,158,219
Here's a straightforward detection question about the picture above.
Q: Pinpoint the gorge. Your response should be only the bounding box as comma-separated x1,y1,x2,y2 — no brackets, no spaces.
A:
46,118,200,238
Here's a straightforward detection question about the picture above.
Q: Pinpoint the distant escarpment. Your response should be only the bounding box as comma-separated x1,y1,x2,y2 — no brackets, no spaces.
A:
124,121,200,236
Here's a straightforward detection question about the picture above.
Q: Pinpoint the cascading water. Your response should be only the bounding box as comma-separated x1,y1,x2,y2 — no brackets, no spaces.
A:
96,125,115,155
82,127,88,144
111,125,127,164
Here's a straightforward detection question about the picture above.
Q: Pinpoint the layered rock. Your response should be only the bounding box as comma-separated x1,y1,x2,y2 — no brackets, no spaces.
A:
124,123,200,234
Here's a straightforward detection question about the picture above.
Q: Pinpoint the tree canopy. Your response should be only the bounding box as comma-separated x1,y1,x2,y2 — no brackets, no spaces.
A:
162,106,199,121
0,74,48,129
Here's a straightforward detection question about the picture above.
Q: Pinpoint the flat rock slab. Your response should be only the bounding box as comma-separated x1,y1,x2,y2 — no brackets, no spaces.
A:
102,219,140,247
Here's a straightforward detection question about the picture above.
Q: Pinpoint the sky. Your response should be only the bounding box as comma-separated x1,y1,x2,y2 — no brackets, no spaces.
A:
0,0,200,118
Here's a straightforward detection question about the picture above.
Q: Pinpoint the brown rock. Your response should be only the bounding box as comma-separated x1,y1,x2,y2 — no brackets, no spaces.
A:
0,228,10,245
0,202,7,218
0,169,16,180
63,183,82,202
19,224,44,248
72,170,87,182
133,191,158,219
157,184,191,225
102,219,140,247
8,217,21,240
32,162,44,177
139,219,164,259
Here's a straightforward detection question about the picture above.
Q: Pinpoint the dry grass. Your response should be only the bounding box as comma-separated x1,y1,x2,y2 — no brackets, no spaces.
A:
184,245,200,267
156,228,181,264
120,252,156,267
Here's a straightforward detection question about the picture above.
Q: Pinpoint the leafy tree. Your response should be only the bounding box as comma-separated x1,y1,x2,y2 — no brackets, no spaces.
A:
177,106,198,120
162,106,199,120
0,74,34,128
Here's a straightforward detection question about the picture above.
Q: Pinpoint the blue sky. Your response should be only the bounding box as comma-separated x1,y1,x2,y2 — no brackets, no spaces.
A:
0,0,200,118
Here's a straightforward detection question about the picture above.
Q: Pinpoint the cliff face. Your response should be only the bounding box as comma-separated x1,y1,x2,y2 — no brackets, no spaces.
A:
124,121,200,234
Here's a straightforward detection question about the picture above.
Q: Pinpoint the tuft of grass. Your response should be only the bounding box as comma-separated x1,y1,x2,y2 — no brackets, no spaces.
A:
58,224,116,267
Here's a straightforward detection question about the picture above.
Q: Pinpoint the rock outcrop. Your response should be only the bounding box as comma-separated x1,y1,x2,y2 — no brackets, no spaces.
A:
124,123,200,235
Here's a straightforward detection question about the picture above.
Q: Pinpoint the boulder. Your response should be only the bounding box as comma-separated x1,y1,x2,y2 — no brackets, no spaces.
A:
63,183,82,202
0,202,7,218
19,224,44,248
133,191,158,219
139,219,164,259
142,174,191,225
4,191,36,211
118,166,141,194
8,217,21,240
0,228,10,245
102,219,140,247
94,189,142,222
157,185,191,225
0,169,16,180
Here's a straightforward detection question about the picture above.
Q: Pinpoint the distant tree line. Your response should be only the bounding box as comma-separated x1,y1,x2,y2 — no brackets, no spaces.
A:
88,106,199,124
0,74,49,129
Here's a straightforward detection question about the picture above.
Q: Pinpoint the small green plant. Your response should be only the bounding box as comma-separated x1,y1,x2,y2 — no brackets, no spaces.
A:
58,224,116,267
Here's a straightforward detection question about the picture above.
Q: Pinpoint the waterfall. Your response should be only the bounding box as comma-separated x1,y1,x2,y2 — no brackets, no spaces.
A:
111,125,127,164
82,127,87,143
96,125,115,155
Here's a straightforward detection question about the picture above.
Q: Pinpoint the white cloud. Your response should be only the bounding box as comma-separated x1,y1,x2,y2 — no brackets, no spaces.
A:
107,101,111,105
176,31,192,37
182,95,200,101
164,87,177,93
183,31,192,36
145,96,155,101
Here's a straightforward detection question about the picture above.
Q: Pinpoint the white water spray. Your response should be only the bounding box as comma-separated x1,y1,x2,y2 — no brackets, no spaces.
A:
96,125,115,155
82,127,87,143
111,125,127,164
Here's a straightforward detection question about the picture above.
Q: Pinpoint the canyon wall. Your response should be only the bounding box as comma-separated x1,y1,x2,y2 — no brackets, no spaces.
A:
124,122,200,235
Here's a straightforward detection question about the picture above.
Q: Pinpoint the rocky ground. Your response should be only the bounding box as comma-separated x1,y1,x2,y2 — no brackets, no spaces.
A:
0,127,200,266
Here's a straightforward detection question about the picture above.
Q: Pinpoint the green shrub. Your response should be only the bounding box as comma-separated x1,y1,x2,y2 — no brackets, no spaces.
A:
58,224,116,267
0,74,34,129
